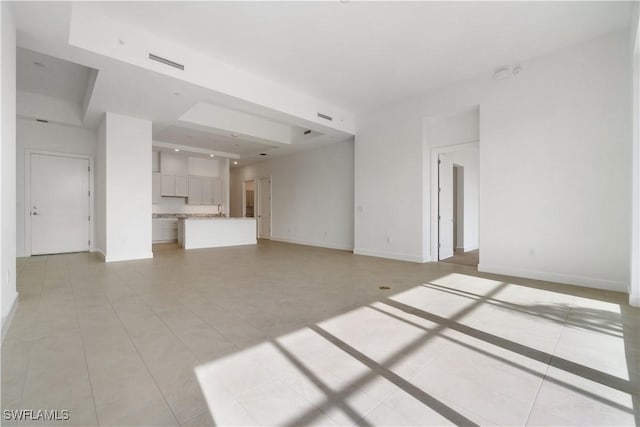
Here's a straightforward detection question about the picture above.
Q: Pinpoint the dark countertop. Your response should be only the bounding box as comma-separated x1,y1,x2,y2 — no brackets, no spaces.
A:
152,213,225,219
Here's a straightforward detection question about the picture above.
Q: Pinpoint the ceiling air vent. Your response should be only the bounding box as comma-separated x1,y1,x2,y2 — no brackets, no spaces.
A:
148,53,184,71
304,130,311,135
317,112,333,121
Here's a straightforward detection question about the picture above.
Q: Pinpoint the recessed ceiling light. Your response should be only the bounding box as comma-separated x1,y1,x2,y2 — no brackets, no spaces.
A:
233,161,238,165
33,62,45,68
174,148,180,152
231,133,239,138
209,154,215,158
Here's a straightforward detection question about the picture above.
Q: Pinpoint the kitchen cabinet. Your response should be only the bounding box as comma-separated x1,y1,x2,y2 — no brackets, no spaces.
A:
161,174,175,196
175,176,188,197
186,176,223,206
152,218,178,242
160,174,188,197
152,173,162,204
152,218,164,241
212,178,224,204
163,218,178,241
188,176,202,205
202,177,213,205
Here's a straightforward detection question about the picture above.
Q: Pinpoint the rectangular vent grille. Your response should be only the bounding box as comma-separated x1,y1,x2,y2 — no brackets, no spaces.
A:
148,53,184,71
36,119,49,123
304,130,311,135
317,112,333,121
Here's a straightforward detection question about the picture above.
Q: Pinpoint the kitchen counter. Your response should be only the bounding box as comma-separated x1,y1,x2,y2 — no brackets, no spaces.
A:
153,213,225,219
178,217,256,249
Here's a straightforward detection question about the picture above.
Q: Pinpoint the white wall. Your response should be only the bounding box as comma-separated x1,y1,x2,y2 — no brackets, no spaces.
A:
230,140,354,251
631,3,640,307
95,118,106,255
101,112,152,262
355,30,631,292
428,107,480,148
1,1,18,339
16,118,97,256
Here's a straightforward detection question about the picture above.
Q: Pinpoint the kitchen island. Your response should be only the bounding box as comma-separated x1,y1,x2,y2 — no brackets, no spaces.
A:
177,217,257,250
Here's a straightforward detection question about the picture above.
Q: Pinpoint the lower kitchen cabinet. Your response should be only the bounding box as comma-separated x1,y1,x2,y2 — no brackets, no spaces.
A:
152,218,178,243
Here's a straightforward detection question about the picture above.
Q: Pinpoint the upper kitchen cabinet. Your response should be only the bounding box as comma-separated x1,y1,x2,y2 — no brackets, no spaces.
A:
153,149,228,205
212,178,224,204
202,177,214,205
152,173,162,204
187,176,223,205
161,174,176,196
175,175,188,197
188,176,202,205
158,151,189,197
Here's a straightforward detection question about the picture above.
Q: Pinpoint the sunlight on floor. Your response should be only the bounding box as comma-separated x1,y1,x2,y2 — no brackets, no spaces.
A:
195,273,639,426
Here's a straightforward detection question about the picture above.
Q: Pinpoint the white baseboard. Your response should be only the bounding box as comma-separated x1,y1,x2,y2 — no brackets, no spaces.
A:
271,236,353,252
1,293,19,343
105,252,154,263
353,248,429,263
630,293,640,307
478,263,627,293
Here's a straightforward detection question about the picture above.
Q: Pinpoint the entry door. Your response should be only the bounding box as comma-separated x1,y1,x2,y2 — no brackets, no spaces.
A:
258,178,271,239
438,154,454,260
31,153,90,255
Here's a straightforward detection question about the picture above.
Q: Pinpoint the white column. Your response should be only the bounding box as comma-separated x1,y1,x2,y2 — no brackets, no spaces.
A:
98,112,152,262
1,1,18,339
631,6,640,307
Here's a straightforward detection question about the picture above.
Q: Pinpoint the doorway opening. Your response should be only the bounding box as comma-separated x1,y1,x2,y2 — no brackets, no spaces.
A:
258,177,271,240
427,105,480,267
243,180,255,218
434,147,479,266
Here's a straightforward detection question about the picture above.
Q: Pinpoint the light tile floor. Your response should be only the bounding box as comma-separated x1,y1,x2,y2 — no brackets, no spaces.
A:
2,241,639,426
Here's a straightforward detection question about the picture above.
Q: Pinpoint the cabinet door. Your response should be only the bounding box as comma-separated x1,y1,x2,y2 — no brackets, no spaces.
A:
212,178,224,204
152,173,162,204
163,218,178,241
175,175,188,197
201,177,214,205
152,219,164,242
161,174,176,196
188,176,202,205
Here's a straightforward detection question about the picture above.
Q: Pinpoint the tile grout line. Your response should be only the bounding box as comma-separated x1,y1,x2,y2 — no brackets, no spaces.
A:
66,254,101,427
522,295,575,426
108,294,181,426
14,256,50,410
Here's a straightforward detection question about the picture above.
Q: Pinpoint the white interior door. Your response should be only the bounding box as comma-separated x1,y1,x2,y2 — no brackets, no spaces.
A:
31,153,90,255
258,178,271,239
438,153,454,260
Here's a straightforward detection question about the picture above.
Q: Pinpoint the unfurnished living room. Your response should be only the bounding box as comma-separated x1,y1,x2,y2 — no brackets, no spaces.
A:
1,1,639,426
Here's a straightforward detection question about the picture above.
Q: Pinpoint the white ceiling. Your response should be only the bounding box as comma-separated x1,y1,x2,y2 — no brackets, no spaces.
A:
11,1,633,166
88,1,632,112
154,125,280,157
17,48,93,104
